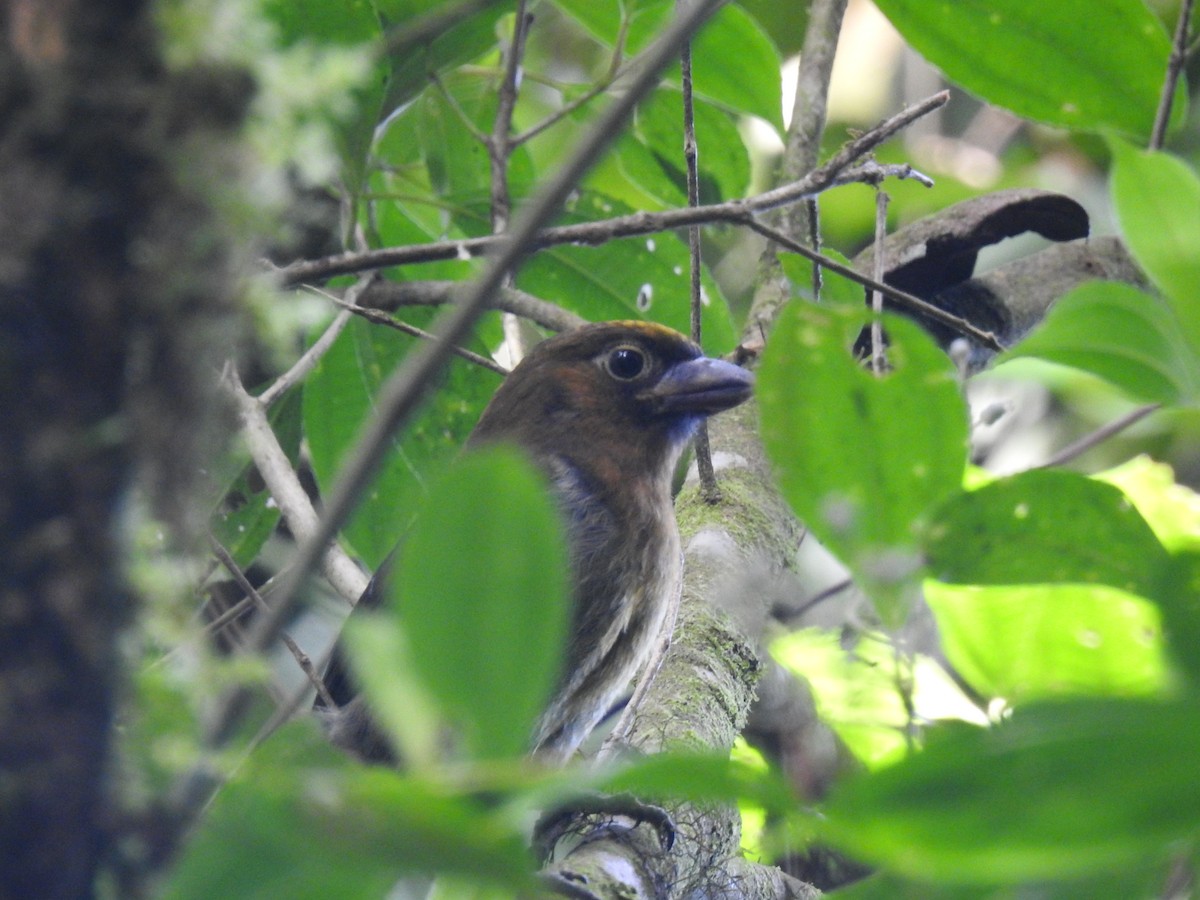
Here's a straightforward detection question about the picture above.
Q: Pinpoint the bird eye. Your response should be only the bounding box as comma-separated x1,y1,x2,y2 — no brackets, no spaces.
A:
605,345,646,380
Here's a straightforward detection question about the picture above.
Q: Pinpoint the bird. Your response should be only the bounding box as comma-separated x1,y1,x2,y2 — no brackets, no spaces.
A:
318,319,755,765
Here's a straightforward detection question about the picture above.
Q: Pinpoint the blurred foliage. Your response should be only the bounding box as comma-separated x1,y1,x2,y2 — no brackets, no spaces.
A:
139,0,1200,896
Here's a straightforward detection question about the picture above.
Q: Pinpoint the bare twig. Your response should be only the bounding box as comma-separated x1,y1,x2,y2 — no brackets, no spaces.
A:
258,272,377,409
220,366,369,605
513,15,629,147
1039,403,1161,468
208,535,339,710
745,218,1006,353
379,0,505,57
277,97,947,287
358,278,586,332
678,5,719,503
1150,0,1194,150
869,189,889,374
777,577,854,625
194,0,734,767
324,292,509,375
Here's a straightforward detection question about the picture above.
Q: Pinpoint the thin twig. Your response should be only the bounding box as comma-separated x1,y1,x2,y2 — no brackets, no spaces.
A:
678,8,719,503
209,535,339,710
194,0,734,768
258,272,377,409
776,577,854,625
1039,403,1161,468
358,278,587,333
324,292,509,375
1150,0,1194,150
513,15,629,147
276,97,947,287
745,218,1006,353
807,197,822,300
220,365,370,605
869,189,889,374
489,0,531,233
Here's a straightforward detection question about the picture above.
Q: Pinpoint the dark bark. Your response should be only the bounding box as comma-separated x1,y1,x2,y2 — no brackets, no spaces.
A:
0,2,245,895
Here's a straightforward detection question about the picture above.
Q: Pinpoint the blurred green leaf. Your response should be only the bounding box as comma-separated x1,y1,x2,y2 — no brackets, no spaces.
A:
600,752,798,815
822,698,1200,882
549,0,672,57
1156,551,1200,687
516,191,735,353
343,613,444,767
164,725,533,899
759,305,968,625
831,867,1164,900
926,582,1168,703
394,446,570,759
1111,142,1200,357
925,469,1170,597
1005,281,1200,405
1098,455,1200,554
302,313,502,567
872,0,1182,138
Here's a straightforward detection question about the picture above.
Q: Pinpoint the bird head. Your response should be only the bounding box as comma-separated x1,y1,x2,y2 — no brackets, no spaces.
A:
468,321,754,489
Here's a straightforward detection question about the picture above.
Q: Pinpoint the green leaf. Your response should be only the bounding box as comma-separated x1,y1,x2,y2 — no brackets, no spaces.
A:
1156,551,1200,687
925,469,1171,597
549,0,672,57
925,582,1168,703
302,313,502,567
164,726,534,898
616,90,752,208
516,191,735,354
600,752,797,815
1005,281,1200,405
379,0,508,120
779,249,865,307
759,304,968,625
1111,142,1200,357
872,0,1182,138
394,446,570,759
1098,455,1200,554
821,698,1200,882
685,4,782,128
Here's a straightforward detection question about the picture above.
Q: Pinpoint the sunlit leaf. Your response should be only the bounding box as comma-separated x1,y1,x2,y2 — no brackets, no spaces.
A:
926,582,1168,703
164,725,533,898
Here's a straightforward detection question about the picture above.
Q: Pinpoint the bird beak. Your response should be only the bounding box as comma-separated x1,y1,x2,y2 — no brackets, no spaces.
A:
642,356,755,415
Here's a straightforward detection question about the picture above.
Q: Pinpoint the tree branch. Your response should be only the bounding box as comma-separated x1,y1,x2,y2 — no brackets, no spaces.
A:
1150,0,1193,150
275,94,947,288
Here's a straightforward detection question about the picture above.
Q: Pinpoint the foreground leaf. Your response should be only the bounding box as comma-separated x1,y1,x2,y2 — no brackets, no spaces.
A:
822,698,1200,883
760,304,967,625
394,446,571,760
